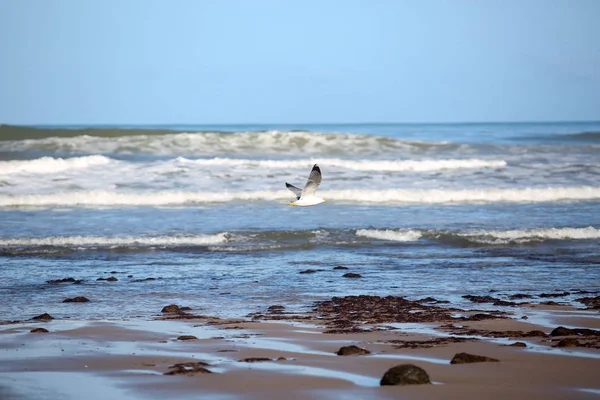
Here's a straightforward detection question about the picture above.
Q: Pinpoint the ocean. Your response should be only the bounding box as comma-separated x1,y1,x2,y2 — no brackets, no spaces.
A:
1,122,599,321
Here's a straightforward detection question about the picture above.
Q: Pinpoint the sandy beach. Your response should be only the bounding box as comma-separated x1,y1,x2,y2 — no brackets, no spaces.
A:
1,295,599,400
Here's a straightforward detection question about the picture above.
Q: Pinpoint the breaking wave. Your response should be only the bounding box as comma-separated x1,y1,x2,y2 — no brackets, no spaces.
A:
0,130,458,157
1,186,599,207
0,233,229,247
356,227,600,245
1,227,597,255
177,157,506,172
0,155,112,175
356,229,422,242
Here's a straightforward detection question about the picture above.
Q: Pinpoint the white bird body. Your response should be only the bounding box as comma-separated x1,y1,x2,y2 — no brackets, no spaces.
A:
286,164,327,207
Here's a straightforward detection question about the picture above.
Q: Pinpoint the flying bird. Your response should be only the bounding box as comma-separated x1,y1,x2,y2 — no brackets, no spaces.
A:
286,164,327,207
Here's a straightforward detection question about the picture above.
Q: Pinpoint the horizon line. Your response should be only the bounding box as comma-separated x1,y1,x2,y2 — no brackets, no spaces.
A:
3,119,600,127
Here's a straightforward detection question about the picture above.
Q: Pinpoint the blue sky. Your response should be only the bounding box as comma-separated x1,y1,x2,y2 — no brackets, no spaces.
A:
1,0,599,124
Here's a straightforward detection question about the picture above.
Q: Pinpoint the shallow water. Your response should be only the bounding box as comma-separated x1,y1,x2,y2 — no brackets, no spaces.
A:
1,122,599,320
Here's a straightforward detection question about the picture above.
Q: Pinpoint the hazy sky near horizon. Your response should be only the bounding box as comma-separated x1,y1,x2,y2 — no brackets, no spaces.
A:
1,0,599,124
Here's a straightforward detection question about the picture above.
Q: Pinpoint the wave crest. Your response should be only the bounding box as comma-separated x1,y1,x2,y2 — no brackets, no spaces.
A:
177,157,506,172
0,131,457,156
0,155,111,175
0,233,229,247
1,186,599,207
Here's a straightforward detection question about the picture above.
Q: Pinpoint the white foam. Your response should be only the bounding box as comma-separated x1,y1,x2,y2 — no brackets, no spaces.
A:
0,233,229,247
0,155,112,175
356,229,422,242
323,186,600,204
177,157,506,172
356,227,600,244
1,186,599,207
461,226,600,244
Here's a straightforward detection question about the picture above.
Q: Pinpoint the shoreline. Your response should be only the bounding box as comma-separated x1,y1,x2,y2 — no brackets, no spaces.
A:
1,296,599,399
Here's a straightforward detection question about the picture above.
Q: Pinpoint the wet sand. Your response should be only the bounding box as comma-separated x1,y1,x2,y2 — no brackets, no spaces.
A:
1,301,599,399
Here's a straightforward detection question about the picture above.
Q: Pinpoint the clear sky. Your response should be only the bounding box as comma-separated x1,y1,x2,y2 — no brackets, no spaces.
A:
1,0,599,124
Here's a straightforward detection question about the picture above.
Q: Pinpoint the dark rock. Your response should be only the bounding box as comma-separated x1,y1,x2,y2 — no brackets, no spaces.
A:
30,328,49,333
450,352,499,364
462,295,498,303
47,277,76,284
333,266,349,270
180,306,192,311
416,297,438,303
133,277,156,282
72,280,83,284
463,295,517,306
551,326,573,336
177,335,197,341
550,326,600,337
32,313,53,321
462,313,498,321
239,358,273,362
106,276,118,282
127,275,133,278
299,269,317,274
577,296,600,310
96,277,106,281
540,301,562,306
556,338,580,348
493,300,517,306
161,304,181,313
267,305,285,313
380,364,431,386
526,330,548,337
509,293,533,300
415,297,451,304
342,273,362,278
336,345,371,356
391,337,476,349
509,342,527,347
63,296,90,303
164,362,212,375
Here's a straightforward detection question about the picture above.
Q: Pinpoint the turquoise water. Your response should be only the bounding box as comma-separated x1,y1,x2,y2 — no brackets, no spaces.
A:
0,122,599,320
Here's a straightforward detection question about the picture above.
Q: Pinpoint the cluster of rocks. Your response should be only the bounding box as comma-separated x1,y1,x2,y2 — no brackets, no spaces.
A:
313,295,460,333
550,325,600,348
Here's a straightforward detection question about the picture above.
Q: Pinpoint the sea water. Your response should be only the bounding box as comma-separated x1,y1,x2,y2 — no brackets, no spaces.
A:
0,122,599,320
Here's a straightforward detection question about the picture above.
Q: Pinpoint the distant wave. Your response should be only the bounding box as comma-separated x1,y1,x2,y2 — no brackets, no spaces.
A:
564,131,600,142
1,186,599,207
357,227,600,245
0,233,229,247
1,227,597,254
177,157,507,172
0,155,112,175
0,129,459,157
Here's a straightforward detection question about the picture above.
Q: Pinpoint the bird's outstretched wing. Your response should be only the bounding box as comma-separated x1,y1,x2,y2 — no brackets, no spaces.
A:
302,164,322,197
285,182,303,200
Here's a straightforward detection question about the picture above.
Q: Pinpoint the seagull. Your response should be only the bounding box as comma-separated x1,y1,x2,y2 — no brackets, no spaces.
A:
286,164,327,207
